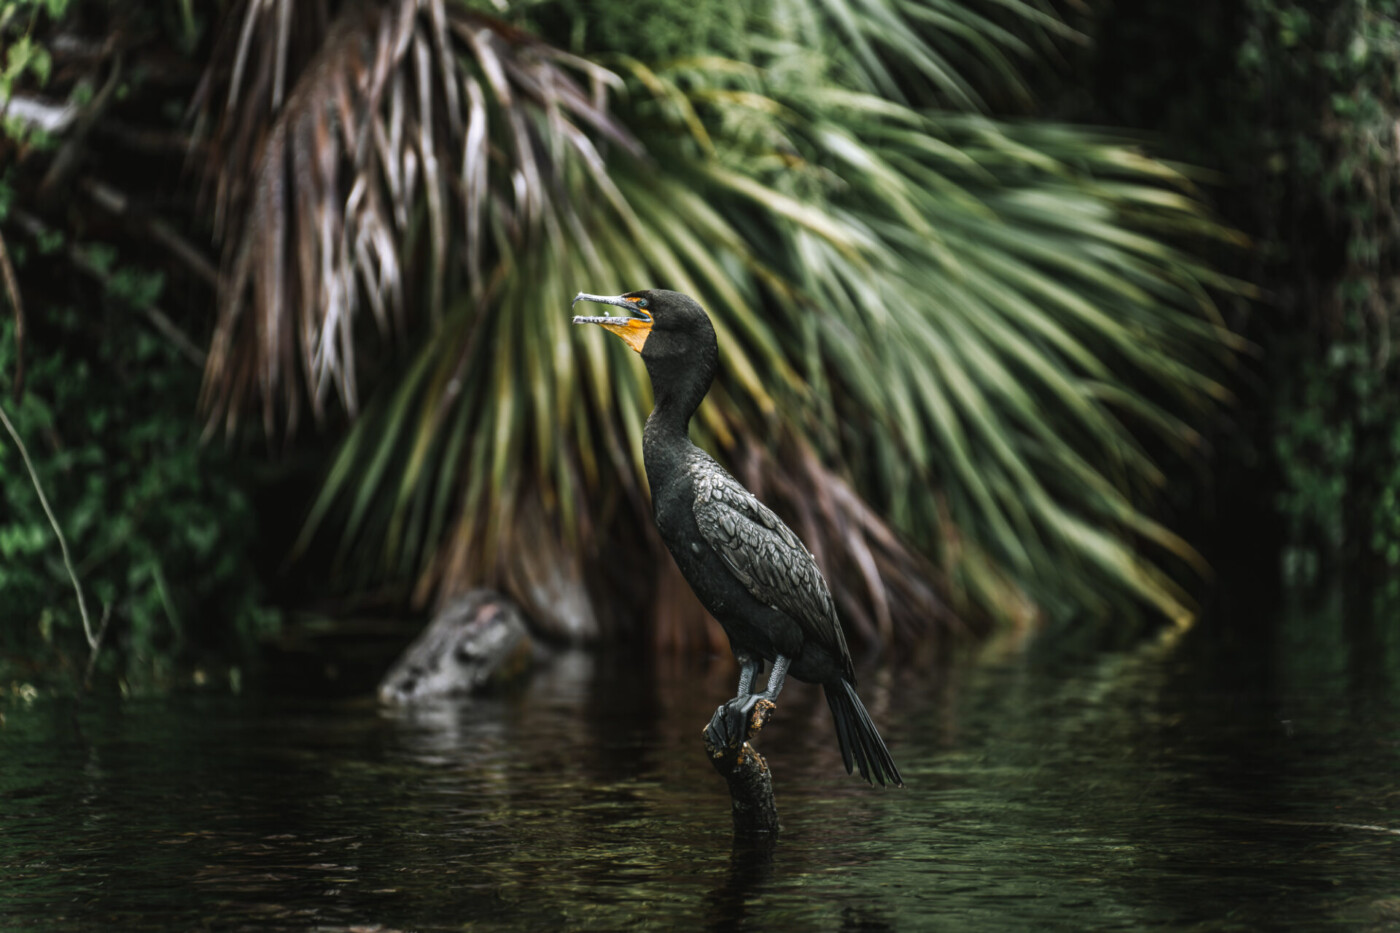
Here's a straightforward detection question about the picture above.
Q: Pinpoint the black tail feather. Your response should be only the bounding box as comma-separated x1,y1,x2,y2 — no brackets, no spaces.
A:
823,679,903,787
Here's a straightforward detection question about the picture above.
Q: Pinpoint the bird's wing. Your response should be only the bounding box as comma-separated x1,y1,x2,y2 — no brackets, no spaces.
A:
692,466,852,671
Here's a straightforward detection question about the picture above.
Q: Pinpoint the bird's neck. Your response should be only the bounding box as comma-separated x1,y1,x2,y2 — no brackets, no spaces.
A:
642,385,700,481
642,354,713,487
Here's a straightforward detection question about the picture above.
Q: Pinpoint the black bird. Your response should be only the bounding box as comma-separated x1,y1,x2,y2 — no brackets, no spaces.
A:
573,289,903,787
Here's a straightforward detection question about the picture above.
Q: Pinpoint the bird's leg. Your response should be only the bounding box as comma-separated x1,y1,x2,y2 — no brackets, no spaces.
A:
734,653,761,699
755,654,789,704
707,655,791,751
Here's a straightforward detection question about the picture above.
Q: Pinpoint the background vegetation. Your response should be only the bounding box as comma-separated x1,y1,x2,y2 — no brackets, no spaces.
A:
1084,0,1400,607
2,0,1391,690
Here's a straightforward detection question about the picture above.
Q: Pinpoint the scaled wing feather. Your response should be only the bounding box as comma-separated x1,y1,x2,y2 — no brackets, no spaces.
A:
691,461,853,678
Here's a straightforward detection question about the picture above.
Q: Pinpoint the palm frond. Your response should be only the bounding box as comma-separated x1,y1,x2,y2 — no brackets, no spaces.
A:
196,0,638,437
617,54,1237,622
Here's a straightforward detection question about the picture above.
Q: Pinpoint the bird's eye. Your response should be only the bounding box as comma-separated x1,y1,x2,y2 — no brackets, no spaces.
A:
637,299,649,309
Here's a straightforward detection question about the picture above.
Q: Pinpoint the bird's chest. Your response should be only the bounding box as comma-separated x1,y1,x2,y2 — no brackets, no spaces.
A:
654,480,709,575
652,474,737,613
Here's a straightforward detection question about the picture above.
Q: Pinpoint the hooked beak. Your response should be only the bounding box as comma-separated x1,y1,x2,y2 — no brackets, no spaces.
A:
571,292,652,354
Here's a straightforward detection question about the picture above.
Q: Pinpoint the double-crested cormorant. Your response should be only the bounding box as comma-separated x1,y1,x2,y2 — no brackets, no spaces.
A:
573,289,903,787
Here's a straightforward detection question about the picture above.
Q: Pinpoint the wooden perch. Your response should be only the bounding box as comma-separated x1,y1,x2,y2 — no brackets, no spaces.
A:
703,699,780,836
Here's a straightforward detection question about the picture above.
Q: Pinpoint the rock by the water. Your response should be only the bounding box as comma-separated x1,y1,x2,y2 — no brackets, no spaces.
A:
377,591,532,704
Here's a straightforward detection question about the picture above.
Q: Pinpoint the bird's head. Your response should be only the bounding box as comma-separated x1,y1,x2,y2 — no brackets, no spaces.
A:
571,289,716,365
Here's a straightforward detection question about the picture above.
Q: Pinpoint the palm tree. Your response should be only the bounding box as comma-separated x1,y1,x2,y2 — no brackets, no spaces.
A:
8,0,1241,655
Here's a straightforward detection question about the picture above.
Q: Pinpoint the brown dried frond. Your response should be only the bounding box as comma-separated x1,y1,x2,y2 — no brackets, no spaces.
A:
195,0,640,438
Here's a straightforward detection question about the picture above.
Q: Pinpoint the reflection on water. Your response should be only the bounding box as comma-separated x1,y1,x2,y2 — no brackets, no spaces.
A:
2,603,1399,932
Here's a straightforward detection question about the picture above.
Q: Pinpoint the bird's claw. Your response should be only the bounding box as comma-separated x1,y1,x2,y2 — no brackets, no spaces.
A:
704,695,776,755
704,696,751,753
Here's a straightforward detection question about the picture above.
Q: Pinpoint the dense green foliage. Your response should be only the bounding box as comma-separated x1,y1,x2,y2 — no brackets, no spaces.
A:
1250,2,1400,587
2,0,1245,677
0,271,274,688
1085,0,1400,601
34,0,1394,688
0,0,275,688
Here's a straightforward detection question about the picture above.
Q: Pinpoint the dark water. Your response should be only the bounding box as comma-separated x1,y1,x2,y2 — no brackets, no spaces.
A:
3,611,1399,932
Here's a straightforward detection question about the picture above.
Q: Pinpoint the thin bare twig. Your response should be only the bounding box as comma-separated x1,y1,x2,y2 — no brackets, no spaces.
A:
0,401,97,649
39,52,124,199
83,604,113,690
81,177,220,286
0,229,24,401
